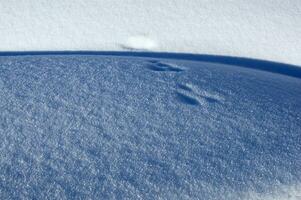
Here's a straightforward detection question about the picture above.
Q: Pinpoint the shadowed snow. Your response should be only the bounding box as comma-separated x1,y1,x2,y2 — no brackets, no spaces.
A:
0,55,300,199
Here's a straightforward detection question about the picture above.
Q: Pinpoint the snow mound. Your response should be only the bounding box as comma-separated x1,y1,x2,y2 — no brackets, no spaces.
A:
0,55,300,199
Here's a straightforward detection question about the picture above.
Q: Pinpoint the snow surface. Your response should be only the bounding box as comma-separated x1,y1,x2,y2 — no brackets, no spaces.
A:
1,0,301,66
0,55,300,199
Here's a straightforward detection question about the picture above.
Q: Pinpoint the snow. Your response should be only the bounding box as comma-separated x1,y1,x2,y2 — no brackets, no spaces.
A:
1,0,301,65
1,1,301,199
121,35,158,51
0,55,300,199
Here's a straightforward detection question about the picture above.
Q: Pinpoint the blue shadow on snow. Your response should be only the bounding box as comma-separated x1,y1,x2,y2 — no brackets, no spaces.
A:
0,51,301,79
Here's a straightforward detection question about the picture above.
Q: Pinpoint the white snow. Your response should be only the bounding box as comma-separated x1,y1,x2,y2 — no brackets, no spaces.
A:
121,35,158,51
1,0,301,65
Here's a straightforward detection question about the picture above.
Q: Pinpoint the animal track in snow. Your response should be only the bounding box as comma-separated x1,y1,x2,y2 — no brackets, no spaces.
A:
176,83,223,106
176,92,200,106
146,60,184,72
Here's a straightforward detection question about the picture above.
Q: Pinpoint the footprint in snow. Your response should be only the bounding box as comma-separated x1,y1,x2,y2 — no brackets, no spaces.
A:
176,83,223,106
176,92,200,106
146,60,184,72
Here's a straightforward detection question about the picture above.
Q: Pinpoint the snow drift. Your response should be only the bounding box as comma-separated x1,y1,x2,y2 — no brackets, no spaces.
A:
0,0,301,65
0,55,300,199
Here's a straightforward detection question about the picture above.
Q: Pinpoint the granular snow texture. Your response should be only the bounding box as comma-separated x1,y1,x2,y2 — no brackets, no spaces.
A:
0,55,300,199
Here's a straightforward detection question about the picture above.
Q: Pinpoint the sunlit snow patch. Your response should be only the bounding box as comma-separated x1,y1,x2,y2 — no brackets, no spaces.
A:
121,35,158,51
243,184,301,200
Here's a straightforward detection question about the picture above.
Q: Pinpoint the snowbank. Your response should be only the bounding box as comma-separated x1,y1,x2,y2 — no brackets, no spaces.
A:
1,0,301,65
0,55,300,199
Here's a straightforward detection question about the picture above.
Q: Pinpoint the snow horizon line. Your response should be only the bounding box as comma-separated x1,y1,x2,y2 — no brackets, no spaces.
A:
1,51,300,79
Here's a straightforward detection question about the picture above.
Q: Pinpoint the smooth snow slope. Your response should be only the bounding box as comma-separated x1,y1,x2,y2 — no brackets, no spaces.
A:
0,55,300,199
1,0,301,66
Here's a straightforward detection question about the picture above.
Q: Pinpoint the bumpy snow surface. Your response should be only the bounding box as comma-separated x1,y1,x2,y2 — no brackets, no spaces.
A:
0,55,301,199
1,0,301,65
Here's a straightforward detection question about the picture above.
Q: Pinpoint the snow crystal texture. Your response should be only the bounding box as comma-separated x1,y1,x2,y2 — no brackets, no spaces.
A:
0,55,300,199
1,0,301,66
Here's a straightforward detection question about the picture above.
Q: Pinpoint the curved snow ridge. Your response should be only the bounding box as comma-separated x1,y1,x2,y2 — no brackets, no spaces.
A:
0,55,300,199
0,51,301,79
